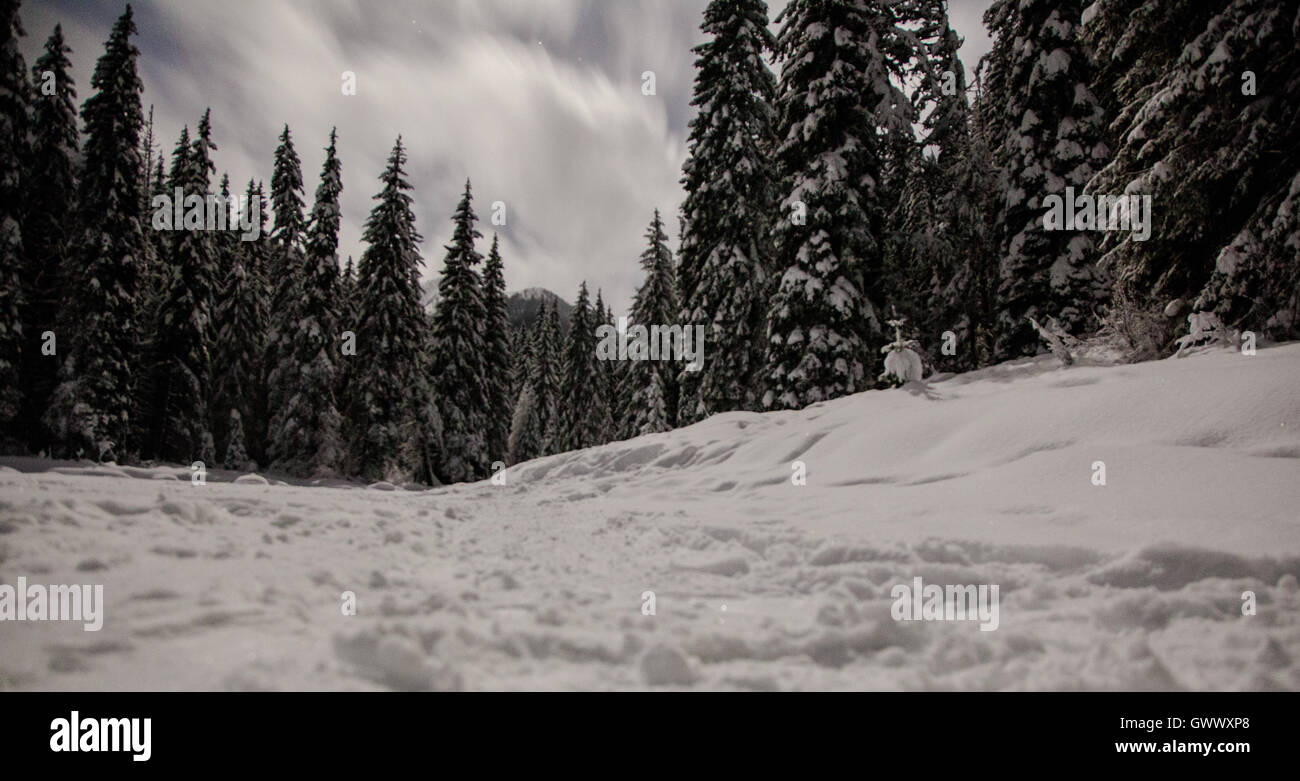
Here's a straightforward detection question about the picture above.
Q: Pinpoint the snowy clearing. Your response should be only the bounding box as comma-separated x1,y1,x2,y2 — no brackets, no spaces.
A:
2,344,1299,691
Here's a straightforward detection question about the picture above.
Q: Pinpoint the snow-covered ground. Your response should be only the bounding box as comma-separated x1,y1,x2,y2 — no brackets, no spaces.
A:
2,344,1299,690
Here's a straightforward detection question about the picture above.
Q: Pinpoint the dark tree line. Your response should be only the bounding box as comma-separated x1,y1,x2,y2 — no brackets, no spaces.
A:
2,1,1296,480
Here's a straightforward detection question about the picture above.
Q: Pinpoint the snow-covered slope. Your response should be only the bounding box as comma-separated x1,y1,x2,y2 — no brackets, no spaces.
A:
1,345,1298,690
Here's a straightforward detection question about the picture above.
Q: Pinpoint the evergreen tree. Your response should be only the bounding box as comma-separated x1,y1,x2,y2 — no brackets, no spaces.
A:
593,289,621,441
623,210,678,436
212,178,270,469
532,300,563,454
21,23,78,450
762,0,910,410
677,0,778,425
0,0,29,444
348,138,432,481
557,282,612,451
429,180,489,483
984,0,1109,358
506,324,544,465
266,128,344,476
50,5,147,459
936,92,1002,372
222,408,250,470
268,123,306,283
143,119,218,462
480,234,512,462
1086,0,1300,340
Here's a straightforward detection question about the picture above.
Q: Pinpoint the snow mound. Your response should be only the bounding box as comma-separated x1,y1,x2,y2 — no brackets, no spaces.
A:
1,344,1298,691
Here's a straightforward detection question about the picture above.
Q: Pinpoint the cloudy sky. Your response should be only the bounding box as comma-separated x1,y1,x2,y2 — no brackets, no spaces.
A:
21,0,994,316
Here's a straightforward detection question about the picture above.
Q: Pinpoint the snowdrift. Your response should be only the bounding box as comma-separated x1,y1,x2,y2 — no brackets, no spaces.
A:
1,344,1298,690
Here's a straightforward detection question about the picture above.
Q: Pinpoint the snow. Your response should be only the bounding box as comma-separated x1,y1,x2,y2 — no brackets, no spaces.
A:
2,345,1299,690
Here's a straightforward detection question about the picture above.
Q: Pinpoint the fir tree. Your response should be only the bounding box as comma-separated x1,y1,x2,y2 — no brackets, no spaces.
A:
1087,0,1300,340
268,123,306,282
212,178,270,469
480,234,512,463
677,0,779,425
0,0,30,443
557,282,612,451
267,128,344,476
143,120,218,462
21,23,78,450
762,0,911,410
50,5,147,460
348,138,431,482
623,210,678,436
429,180,489,483
593,289,621,441
506,325,544,465
532,301,563,454
984,0,1109,358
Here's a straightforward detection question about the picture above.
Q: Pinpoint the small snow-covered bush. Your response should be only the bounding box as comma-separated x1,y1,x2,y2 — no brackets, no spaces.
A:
1174,311,1228,357
878,313,924,388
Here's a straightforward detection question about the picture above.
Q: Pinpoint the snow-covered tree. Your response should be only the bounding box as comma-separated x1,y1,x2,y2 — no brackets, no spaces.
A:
50,5,148,459
532,300,563,454
429,179,489,483
623,210,678,436
211,178,269,470
268,123,306,283
0,0,29,444
266,128,344,477
20,23,78,450
347,138,432,482
556,282,612,451
984,0,1109,358
142,117,219,463
480,234,512,463
593,289,622,441
1086,0,1300,341
676,0,779,424
506,324,544,465
878,311,924,387
763,0,911,410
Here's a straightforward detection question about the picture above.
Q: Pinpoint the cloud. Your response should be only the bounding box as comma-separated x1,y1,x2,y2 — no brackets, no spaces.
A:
21,0,993,316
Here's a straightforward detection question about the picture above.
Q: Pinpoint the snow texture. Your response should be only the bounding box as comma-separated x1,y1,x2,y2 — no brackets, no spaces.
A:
2,345,1299,690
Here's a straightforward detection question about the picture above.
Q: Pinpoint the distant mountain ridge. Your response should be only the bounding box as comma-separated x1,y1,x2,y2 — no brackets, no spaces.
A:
419,281,572,335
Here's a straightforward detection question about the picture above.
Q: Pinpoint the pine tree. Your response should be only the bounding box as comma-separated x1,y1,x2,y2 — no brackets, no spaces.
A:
593,289,621,442
263,126,307,460
49,5,147,460
984,0,1109,358
556,282,612,451
506,325,544,465
762,0,911,410
212,178,270,469
0,0,30,444
268,124,306,283
348,138,432,482
143,119,218,463
936,92,1001,372
480,234,512,463
676,0,779,425
267,128,344,476
429,180,489,483
222,408,250,470
21,23,78,451
532,300,563,454
623,210,678,436
1087,0,1300,340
